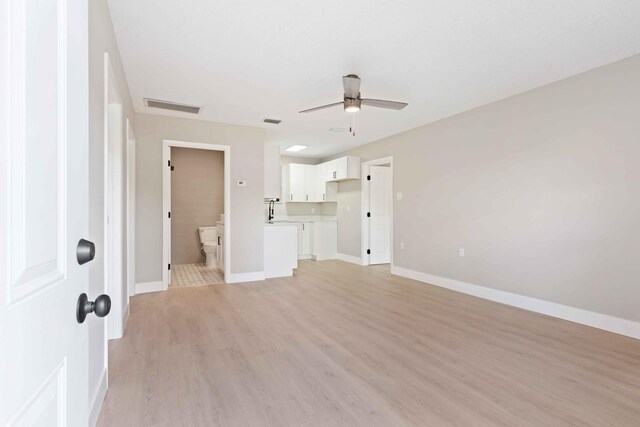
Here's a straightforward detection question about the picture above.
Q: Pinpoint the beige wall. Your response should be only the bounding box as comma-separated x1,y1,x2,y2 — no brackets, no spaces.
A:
88,0,135,417
134,114,265,282
171,148,224,264
326,54,640,323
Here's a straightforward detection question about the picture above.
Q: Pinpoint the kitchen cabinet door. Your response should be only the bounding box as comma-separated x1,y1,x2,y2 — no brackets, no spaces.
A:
289,163,306,202
304,164,317,202
297,222,312,259
325,160,338,181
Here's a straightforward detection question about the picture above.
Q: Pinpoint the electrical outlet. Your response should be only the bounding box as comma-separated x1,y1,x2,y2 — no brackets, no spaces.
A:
311,207,315,214
400,241,405,250
397,192,403,201
459,248,465,257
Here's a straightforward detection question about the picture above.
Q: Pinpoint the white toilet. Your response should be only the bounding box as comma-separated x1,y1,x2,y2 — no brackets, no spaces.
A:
198,226,218,268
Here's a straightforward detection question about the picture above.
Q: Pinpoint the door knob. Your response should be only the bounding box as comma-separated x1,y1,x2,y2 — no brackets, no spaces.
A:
76,239,95,265
76,293,111,323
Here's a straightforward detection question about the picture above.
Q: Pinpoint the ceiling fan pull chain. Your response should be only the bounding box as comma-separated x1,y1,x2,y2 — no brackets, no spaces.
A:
352,114,356,136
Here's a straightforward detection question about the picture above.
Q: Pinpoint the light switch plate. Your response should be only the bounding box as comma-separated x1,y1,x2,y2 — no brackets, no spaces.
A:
397,192,403,201
237,180,247,187
459,248,465,257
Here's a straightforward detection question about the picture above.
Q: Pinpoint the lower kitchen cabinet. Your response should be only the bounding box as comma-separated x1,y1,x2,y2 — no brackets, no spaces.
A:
294,220,337,261
297,222,313,260
312,221,337,260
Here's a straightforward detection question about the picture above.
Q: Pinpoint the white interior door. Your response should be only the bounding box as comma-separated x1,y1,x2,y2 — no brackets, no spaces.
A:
369,166,392,264
0,0,91,425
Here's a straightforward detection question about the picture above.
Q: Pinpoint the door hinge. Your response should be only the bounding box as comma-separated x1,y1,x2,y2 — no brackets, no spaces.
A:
366,212,371,218
367,175,371,181
168,263,171,270
168,212,171,218
367,249,371,255
168,160,174,171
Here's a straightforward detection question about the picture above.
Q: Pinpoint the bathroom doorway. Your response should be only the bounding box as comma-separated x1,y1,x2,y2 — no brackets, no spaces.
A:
162,140,231,289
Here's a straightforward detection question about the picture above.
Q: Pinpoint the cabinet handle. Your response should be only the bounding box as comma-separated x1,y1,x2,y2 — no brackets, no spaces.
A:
290,193,293,201
306,194,308,201
323,193,325,200
218,236,221,245
333,171,336,179
302,223,304,230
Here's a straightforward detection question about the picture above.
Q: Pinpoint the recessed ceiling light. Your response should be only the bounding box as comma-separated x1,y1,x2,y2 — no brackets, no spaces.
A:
285,145,307,152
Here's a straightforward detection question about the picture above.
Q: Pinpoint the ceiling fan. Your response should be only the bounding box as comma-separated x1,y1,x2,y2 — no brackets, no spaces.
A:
299,74,407,136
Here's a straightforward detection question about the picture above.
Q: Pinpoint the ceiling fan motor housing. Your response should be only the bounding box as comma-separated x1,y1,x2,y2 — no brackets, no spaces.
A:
344,96,361,112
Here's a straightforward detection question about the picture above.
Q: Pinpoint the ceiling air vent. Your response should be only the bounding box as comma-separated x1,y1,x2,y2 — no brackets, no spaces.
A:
263,118,281,124
144,98,200,114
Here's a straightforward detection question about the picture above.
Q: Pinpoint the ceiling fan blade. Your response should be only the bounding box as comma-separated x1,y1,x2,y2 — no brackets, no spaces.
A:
343,75,361,98
299,101,343,113
361,98,408,110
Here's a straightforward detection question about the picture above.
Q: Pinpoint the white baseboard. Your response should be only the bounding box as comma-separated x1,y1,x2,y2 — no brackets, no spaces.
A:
135,281,163,294
313,253,339,261
265,269,293,279
226,271,266,283
336,252,364,266
88,368,107,427
391,266,640,340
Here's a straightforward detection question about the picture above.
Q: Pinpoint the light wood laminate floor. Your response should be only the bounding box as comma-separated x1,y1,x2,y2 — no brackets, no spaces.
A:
98,260,640,426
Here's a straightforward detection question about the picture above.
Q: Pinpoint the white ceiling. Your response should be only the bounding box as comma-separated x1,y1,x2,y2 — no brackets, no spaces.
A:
108,0,640,158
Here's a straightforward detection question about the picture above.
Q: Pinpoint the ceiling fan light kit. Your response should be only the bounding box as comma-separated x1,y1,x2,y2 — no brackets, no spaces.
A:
343,97,361,112
300,74,407,136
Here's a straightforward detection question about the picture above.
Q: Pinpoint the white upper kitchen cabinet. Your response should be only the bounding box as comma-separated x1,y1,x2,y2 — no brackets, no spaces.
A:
326,156,361,181
289,163,306,202
304,164,318,202
315,162,337,202
288,163,321,202
287,156,359,203
315,162,327,201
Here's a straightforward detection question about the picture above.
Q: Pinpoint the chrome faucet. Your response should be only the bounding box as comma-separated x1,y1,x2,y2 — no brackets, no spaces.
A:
268,199,275,221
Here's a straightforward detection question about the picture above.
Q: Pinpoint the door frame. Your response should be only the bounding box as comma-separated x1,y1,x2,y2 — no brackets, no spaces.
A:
162,139,231,290
126,118,136,300
103,52,126,340
361,156,394,266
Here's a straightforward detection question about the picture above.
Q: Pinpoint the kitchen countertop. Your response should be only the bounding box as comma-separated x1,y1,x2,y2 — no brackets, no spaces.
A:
264,222,299,227
270,216,336,223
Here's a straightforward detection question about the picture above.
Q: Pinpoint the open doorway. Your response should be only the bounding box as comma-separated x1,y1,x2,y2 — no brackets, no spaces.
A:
162,140,231,289
362,157,393,266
